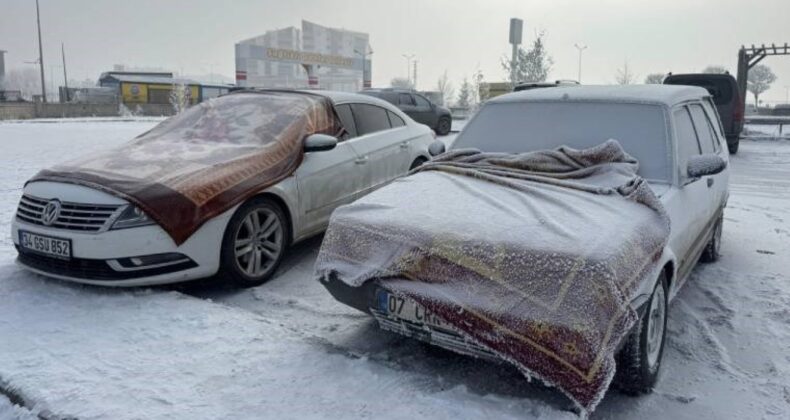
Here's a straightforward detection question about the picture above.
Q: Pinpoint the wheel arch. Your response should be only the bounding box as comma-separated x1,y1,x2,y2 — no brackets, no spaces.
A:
662,260,675,295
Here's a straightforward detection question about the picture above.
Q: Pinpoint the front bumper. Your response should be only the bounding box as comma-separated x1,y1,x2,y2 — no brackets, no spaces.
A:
11,217,225,287
320,273,498,361
16,245,198,281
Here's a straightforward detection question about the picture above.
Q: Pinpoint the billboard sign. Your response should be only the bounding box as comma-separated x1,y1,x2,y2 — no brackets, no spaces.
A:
265,48,354,68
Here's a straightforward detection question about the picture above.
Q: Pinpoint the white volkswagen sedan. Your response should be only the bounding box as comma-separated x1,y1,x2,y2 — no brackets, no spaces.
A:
12,90,437,287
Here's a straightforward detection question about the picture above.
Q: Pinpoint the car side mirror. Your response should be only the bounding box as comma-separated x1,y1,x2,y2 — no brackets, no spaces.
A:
304,134,338,152
687,154,727,178
428,140,446,157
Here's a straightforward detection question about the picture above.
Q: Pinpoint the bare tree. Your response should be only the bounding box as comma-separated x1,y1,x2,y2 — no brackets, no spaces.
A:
615,61,637,85
436,70,454,106
169,83,191,114
472,68,488,110
747,64,777,106
456,77,472,108
2,68,41,100
390,77,414,89
702,65,729,74
644,73,666,84
501,31,553,84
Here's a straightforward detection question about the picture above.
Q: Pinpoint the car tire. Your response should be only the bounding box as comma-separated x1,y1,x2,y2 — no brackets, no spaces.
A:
615,273,668,395
435,117,452,136
409,157,428,170
700,215,723,263
218,196,289,288
727,139,739,154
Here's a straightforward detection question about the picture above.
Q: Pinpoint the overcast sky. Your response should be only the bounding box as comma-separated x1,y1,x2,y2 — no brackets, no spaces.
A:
2,0,789,103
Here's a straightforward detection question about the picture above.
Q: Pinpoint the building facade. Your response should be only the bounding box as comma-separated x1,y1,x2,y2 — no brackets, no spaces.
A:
98,71,231,106
235,20,371,92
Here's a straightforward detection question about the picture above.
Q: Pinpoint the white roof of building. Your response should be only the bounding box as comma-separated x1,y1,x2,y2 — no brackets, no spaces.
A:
491,84,712,107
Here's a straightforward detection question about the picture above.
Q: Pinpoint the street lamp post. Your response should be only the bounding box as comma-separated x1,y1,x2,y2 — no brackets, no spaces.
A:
574,43,587,83
402,54,415,86
35,0,47,102
354,45,373,89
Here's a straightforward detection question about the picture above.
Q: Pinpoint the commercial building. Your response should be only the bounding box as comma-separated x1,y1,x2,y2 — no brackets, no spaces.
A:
235,20,371,92
98,71,231,107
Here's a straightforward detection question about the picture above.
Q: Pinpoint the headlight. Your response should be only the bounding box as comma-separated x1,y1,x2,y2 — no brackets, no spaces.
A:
111,205,156,230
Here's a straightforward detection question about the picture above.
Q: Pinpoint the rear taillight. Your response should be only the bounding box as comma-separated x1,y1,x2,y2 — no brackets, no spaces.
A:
735,99,744,122
734,94,744,123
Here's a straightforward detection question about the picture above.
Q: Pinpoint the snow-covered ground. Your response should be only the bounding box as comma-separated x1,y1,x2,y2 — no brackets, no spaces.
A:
0,120,789,419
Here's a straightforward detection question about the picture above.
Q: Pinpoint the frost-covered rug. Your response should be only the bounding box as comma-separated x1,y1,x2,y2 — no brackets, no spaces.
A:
316,140,671,414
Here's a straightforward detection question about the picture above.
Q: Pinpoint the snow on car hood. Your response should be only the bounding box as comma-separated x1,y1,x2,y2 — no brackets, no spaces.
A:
316,140,671,414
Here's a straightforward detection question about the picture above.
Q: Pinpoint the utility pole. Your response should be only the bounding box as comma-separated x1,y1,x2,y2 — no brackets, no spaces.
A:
0,50,6,88
35,0,47,102
61,43,69,102
412,60,418,90
509,18,523,89
574,43,587,83
402,53,415,86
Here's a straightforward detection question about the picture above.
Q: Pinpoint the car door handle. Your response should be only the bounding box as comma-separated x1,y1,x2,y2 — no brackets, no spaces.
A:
707,178,714,188
355,156,369,164
399,141,409,149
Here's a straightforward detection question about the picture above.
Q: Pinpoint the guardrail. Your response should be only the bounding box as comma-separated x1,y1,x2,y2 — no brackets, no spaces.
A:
744,115,790,136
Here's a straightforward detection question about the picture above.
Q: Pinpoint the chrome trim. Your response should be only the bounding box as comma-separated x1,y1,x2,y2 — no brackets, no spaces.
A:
106,258,193,272
16,194,125,233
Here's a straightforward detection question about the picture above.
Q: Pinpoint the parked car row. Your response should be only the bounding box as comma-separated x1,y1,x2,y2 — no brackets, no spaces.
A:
11,84,730,408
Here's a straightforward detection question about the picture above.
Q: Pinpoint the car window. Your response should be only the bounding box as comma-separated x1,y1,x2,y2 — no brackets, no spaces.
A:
674,107,702,177
452,101,671,181
351,103,392,135
388,111,406,128
334,104,357,140
398,93,415,106
414,95,431,108
688,104,716,154
701,99,725,152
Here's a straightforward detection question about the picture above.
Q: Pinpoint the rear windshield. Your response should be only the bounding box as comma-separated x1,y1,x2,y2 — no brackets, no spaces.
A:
452,101,671,181
665,77,733,105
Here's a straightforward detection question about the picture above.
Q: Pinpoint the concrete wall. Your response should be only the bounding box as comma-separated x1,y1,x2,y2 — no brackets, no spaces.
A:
0,103,36,120
125,103,176,117
0,102,178,120
34,103,119,118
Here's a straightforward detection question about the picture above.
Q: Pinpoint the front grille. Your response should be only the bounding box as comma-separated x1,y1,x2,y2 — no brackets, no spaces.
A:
16,246,198,281
16,194,122,232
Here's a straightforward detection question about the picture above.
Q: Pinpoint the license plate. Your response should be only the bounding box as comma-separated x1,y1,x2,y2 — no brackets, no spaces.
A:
378,291,457,332
18,231,72,260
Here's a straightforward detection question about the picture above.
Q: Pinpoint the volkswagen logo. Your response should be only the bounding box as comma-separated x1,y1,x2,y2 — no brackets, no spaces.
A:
42,200,61,226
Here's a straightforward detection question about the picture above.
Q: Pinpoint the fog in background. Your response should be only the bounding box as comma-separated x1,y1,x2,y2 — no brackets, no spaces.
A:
1,0,789,103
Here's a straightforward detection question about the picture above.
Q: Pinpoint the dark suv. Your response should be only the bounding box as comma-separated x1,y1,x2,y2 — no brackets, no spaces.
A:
664,73,743,154
360,88,453,135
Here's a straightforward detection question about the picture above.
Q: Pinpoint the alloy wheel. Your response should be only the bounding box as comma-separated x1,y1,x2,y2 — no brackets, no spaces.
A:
233,208,283,277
